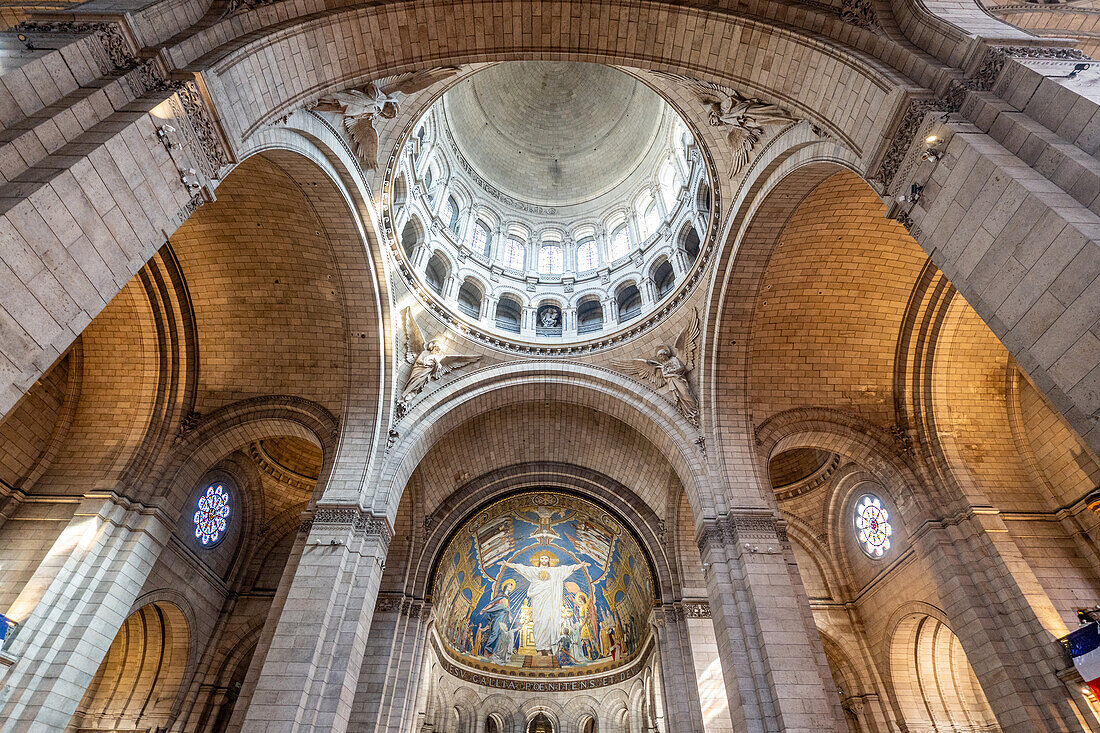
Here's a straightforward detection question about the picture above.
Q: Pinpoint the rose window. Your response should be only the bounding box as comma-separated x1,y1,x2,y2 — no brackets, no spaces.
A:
194,483,231,546
855,494,892,558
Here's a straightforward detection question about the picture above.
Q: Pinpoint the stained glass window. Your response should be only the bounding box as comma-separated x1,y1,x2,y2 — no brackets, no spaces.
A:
471,220,490,255
855,494,892,558
503,238,525,269
576,239,598,271
538,245,563,274
610,225,631,259
194,483,230,546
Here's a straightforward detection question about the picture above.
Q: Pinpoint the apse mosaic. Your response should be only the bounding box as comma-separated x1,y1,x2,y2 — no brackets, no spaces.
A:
433,492,655,677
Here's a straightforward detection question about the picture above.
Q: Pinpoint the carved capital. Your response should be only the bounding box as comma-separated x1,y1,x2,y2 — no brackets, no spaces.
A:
682,600,712,619
309,506,393,552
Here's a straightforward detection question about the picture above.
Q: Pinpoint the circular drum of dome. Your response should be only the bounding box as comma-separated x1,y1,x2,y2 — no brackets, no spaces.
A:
384,61,717,351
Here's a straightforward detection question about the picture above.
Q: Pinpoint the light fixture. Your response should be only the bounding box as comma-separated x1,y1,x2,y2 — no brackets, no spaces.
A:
17,33,33,50
896,183,923,204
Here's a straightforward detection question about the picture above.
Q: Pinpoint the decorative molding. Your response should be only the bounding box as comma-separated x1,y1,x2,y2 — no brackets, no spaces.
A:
873,45,1090,192
14,21,135,71
170,81,233,179
682,600,711,619
308,507,393,550
840,0,878,29
698,513,786,552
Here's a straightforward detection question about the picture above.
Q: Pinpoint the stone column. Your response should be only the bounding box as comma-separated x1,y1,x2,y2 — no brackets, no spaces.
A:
914,512,1091,732
671,249,689,277
521,307,536,336
698,512,846,733
602,297,618,325
240,506,391,733
653,605,706,732
0,493,171,729
563,307,577,336
442,274,459,301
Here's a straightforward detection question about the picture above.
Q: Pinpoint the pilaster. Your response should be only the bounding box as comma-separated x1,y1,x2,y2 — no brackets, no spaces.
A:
240,506,392,733
698,512,847,733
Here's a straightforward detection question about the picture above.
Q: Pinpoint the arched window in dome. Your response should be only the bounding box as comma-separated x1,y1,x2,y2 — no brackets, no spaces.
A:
855,494,893,558
503,237,525,269
194,483,230,546
653,259,675,298
425,253,450,294
636,193,659,241
538,244,563,274
659,159,679,210
457,278,483,318
423,167,436,203
576,238,598,271
495,296,522,333
610,225,632,260
443,196,460,233
577,296,603,334
616,282,642,322
470,219,490,256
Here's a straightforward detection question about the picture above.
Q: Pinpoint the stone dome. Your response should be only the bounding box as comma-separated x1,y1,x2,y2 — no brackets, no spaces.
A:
387,62,714,348
444,62,664,207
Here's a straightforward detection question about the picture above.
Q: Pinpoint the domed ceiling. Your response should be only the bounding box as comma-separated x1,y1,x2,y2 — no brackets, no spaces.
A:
444,62,664,207
433,491,654,679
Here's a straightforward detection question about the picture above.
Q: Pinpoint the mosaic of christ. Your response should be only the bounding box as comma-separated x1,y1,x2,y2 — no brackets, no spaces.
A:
433,492,655,676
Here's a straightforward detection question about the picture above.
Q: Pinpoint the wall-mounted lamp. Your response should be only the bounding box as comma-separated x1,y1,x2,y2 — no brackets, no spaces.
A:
896,183,923,205
17,34,34,50
1052,63,1091,80
156,124,176,151
180,168,202,191
922,134,944,161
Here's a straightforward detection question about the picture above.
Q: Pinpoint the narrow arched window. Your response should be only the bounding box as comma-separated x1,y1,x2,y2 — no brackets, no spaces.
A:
503,238,525,269
659,159,678,209
610,225,631,259
642,202,660,239
576,238,598,271
443,196,459,233
538,245,563,274
470,220,490,256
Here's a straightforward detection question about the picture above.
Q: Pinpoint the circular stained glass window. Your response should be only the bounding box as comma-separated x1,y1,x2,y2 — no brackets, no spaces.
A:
194,483,230,546
855,494,892,558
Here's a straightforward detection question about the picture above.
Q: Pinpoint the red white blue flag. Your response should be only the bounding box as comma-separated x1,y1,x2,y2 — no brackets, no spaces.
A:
1066,622,1100,698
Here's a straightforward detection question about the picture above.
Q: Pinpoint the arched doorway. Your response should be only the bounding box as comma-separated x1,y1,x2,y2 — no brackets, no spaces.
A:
528,712,554,733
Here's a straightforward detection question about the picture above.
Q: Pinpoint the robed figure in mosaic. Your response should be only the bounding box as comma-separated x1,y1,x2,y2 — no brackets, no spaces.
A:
502,555,588,653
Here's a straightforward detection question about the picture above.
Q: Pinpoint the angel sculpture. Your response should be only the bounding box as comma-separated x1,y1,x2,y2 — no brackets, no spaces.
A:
398,308,480,412
692,82,799,177
613,308,701,425
312,67,459,169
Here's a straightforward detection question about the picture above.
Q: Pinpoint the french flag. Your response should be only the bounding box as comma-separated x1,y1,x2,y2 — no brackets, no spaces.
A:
1066,622,1100,698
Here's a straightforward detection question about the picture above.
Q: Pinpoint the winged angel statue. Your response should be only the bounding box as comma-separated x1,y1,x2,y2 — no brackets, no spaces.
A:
312,68,459,170
613,308,701,426
397,308,480,415
666,76,800,178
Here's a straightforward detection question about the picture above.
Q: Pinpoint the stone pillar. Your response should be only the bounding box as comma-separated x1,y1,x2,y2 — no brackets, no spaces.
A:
482,295,498,324
240,506,391,733
521,307,536,336
641,277,656,305
602,297,617,325
671,249,689,277
653,605,706,732
442,274,459,301
915,513,1091,732
411,244,430,271
698,512,846,733
0,493,171,729
563,307,577,335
